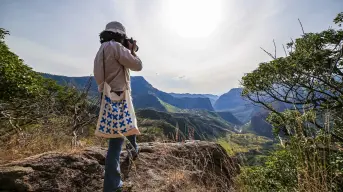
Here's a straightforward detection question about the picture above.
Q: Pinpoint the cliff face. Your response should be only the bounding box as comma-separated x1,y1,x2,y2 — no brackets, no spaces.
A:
214,88,249,111
0,141,238,192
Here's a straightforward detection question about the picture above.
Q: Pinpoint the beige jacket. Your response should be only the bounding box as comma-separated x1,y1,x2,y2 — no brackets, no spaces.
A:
93,41,143,92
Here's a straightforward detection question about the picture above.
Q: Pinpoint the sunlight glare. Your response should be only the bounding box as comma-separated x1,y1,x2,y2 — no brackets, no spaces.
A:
167,0,222,38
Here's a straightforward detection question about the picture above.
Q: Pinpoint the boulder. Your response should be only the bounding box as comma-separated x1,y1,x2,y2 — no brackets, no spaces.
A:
0,141,238,192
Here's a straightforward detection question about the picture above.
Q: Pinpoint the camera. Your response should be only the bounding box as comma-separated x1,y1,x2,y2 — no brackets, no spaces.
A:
123,37,139,52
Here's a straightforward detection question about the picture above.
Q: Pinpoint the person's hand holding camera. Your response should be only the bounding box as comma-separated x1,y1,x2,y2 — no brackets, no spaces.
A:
127,40,138,56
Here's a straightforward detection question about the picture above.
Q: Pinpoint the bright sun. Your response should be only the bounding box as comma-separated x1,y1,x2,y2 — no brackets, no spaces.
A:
167,0,222,38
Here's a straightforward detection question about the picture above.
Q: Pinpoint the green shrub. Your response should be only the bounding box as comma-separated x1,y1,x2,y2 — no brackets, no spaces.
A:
236,149,297,192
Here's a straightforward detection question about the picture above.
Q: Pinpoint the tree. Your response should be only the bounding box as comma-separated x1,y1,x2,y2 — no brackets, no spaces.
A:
0,28,50,101
0,28,97,142
241,13,343,142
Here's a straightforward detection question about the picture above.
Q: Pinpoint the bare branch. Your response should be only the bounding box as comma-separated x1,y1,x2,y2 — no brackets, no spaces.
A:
273,39,277,58
283,44,288,57
260,47,276,59
298,18,305,35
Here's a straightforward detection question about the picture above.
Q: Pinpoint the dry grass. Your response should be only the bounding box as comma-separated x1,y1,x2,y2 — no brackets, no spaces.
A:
0,134,105,164
292,137,340,192
0,117,108,164
119,141,239,192
285,111,342,192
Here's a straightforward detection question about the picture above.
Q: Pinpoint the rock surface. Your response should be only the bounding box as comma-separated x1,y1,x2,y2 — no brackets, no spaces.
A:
0,141,238,192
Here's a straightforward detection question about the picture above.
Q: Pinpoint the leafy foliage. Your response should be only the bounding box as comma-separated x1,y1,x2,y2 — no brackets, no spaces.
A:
241,13,343,141
236,131,343,191
236,149,297,192
0,28,97,145
0,28,50,100
238,13,343,191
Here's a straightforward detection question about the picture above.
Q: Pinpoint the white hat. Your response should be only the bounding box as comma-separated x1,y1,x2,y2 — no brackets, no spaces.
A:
103,21,126,35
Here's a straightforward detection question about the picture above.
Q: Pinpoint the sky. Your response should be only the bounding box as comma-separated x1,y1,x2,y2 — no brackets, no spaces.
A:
0,0,342,95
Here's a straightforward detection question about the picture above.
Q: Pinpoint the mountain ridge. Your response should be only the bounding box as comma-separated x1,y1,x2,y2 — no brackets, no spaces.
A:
42,74,214,112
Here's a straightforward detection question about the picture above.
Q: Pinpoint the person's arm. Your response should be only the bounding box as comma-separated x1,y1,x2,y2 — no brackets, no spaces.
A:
112,41,142,71
93,45,105,92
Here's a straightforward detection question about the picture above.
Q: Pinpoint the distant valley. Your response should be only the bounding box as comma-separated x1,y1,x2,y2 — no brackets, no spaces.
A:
42,73,276,138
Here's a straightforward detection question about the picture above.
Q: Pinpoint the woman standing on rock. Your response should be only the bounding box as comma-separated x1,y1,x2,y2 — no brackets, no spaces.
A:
93,21,142,192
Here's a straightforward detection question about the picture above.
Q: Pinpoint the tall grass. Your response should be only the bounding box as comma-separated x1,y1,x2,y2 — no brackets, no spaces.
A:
234,110,343,192
0,116,107,164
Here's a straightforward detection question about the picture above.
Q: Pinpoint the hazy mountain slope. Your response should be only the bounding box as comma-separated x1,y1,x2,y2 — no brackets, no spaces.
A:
214,88,256,123
170,93,219,106
216,111,243,126
244,101,291,138
214,88,249,111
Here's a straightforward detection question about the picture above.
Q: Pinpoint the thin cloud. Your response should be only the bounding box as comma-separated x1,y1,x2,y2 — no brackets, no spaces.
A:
1,0,342,94
6,35,91,76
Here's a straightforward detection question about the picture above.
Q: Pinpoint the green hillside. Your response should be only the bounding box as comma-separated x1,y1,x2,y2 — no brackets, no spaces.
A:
136,109,235,140
158,98,182,112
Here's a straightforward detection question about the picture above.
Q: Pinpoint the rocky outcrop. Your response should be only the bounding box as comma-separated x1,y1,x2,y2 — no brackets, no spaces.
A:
0,141,238,192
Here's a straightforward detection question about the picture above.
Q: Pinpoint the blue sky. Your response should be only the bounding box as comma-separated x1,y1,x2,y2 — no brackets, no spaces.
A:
1,0,342,94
